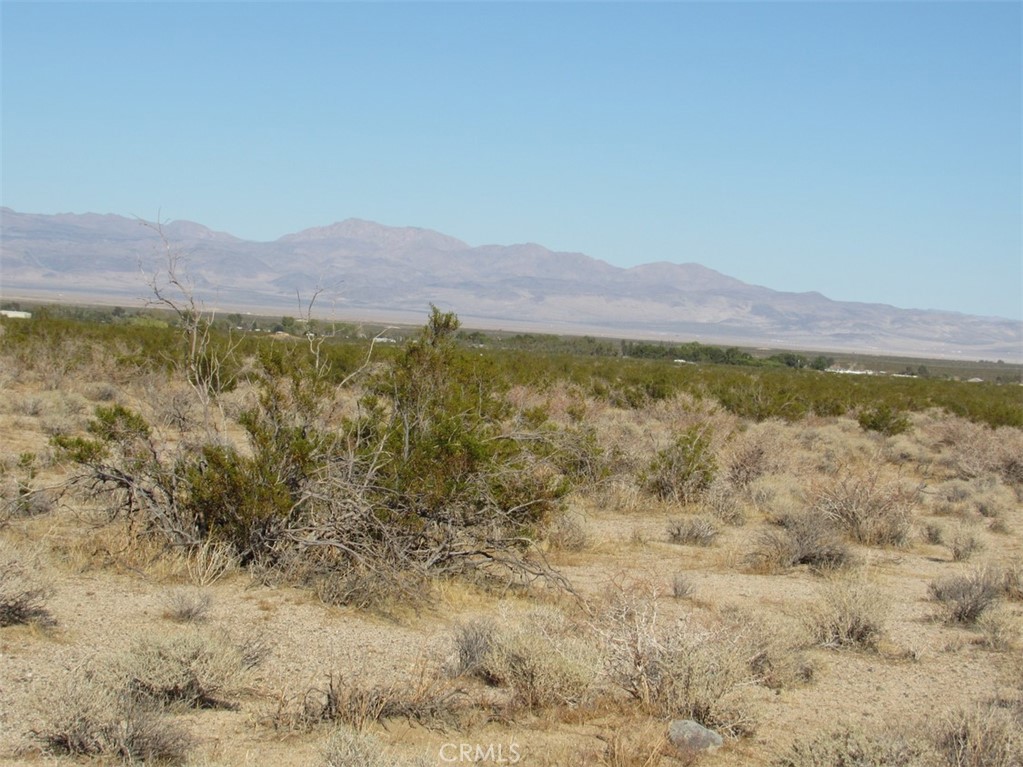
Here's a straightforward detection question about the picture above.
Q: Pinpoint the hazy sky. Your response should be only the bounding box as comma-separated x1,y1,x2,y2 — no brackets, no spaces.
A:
2,1,1021,321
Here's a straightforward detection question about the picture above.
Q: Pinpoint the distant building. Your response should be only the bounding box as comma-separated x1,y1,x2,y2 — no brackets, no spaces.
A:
0,310,31,319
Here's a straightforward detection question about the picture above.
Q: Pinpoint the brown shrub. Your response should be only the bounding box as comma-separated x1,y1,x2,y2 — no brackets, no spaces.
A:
0,540,52,626
804,579,889,651
934,704,1023,767
929,568,1001,625
667,515,720,547
773,725,928,767
33,666,192,763
746,513,851,573
806,470,915,547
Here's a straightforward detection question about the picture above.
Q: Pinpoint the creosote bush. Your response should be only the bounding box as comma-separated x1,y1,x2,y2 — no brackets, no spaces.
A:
858,404,912,436
51,308,575,606
642,426,717,505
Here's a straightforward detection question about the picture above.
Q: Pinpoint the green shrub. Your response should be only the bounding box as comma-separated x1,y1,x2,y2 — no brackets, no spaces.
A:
643,426,717,504
858,404,912,436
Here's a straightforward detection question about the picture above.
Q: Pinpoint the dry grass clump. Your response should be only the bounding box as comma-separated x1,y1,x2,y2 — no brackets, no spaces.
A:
932,418,1023,495
546,510,590,552
115,629,262,709
804,578,889,651
921,521,945,546
702,482,747,526
0,539,53,626
451,608,598,709
998,559,1022,601
772,725,928,767
806,469,915,547
185,538,238,587
948,525,984,562
32,665,192,764
300,672,465,733
929,568,1001,625
975,608,1019,652
671,572,694,600
933,704,1023,767
746,513,851,573
321,725,433,767
160,588,213,623
667,515,720,547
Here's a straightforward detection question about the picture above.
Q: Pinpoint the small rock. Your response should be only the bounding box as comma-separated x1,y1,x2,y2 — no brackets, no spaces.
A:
667,719,723,753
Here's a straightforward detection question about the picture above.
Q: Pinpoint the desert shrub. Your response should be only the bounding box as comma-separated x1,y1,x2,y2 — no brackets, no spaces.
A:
804,579,889,650
702,480,747,526
642,426,717,505
723,435,771,489
934,704,1023,767
0,540,52,626
998,560,1022,601
52,308,576,604
312,564,430,616
922,522,945,545
450,619,497,680
948,526,983,562
858,404,912,436
929,569,1001,625
302,672,464,732
116,629,258,709
773,725,928,767
322,725,391,767
975,608,1018,651
2,453,56,518
667,515,720,547
807,470,915,547
321,725,433,767
746,513,851,573
160,588,213,623
33,667,192,763
546,511,590,552
595,586,758,736
453,608,598,709
672,573,694,599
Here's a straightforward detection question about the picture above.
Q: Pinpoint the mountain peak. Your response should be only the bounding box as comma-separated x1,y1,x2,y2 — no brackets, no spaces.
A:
279,218,468,251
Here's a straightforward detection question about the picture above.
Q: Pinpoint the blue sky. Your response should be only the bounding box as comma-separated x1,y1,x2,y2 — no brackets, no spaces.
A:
2,1,1021,321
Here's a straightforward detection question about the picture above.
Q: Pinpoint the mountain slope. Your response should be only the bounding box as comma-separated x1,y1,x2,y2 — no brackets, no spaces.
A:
1,208,1020,360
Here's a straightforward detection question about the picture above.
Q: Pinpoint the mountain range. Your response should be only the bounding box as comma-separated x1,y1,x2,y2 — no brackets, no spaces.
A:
1,208,1020,361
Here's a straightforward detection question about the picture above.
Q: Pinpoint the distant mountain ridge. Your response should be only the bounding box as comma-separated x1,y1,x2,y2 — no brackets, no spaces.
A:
1,208,1020,361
